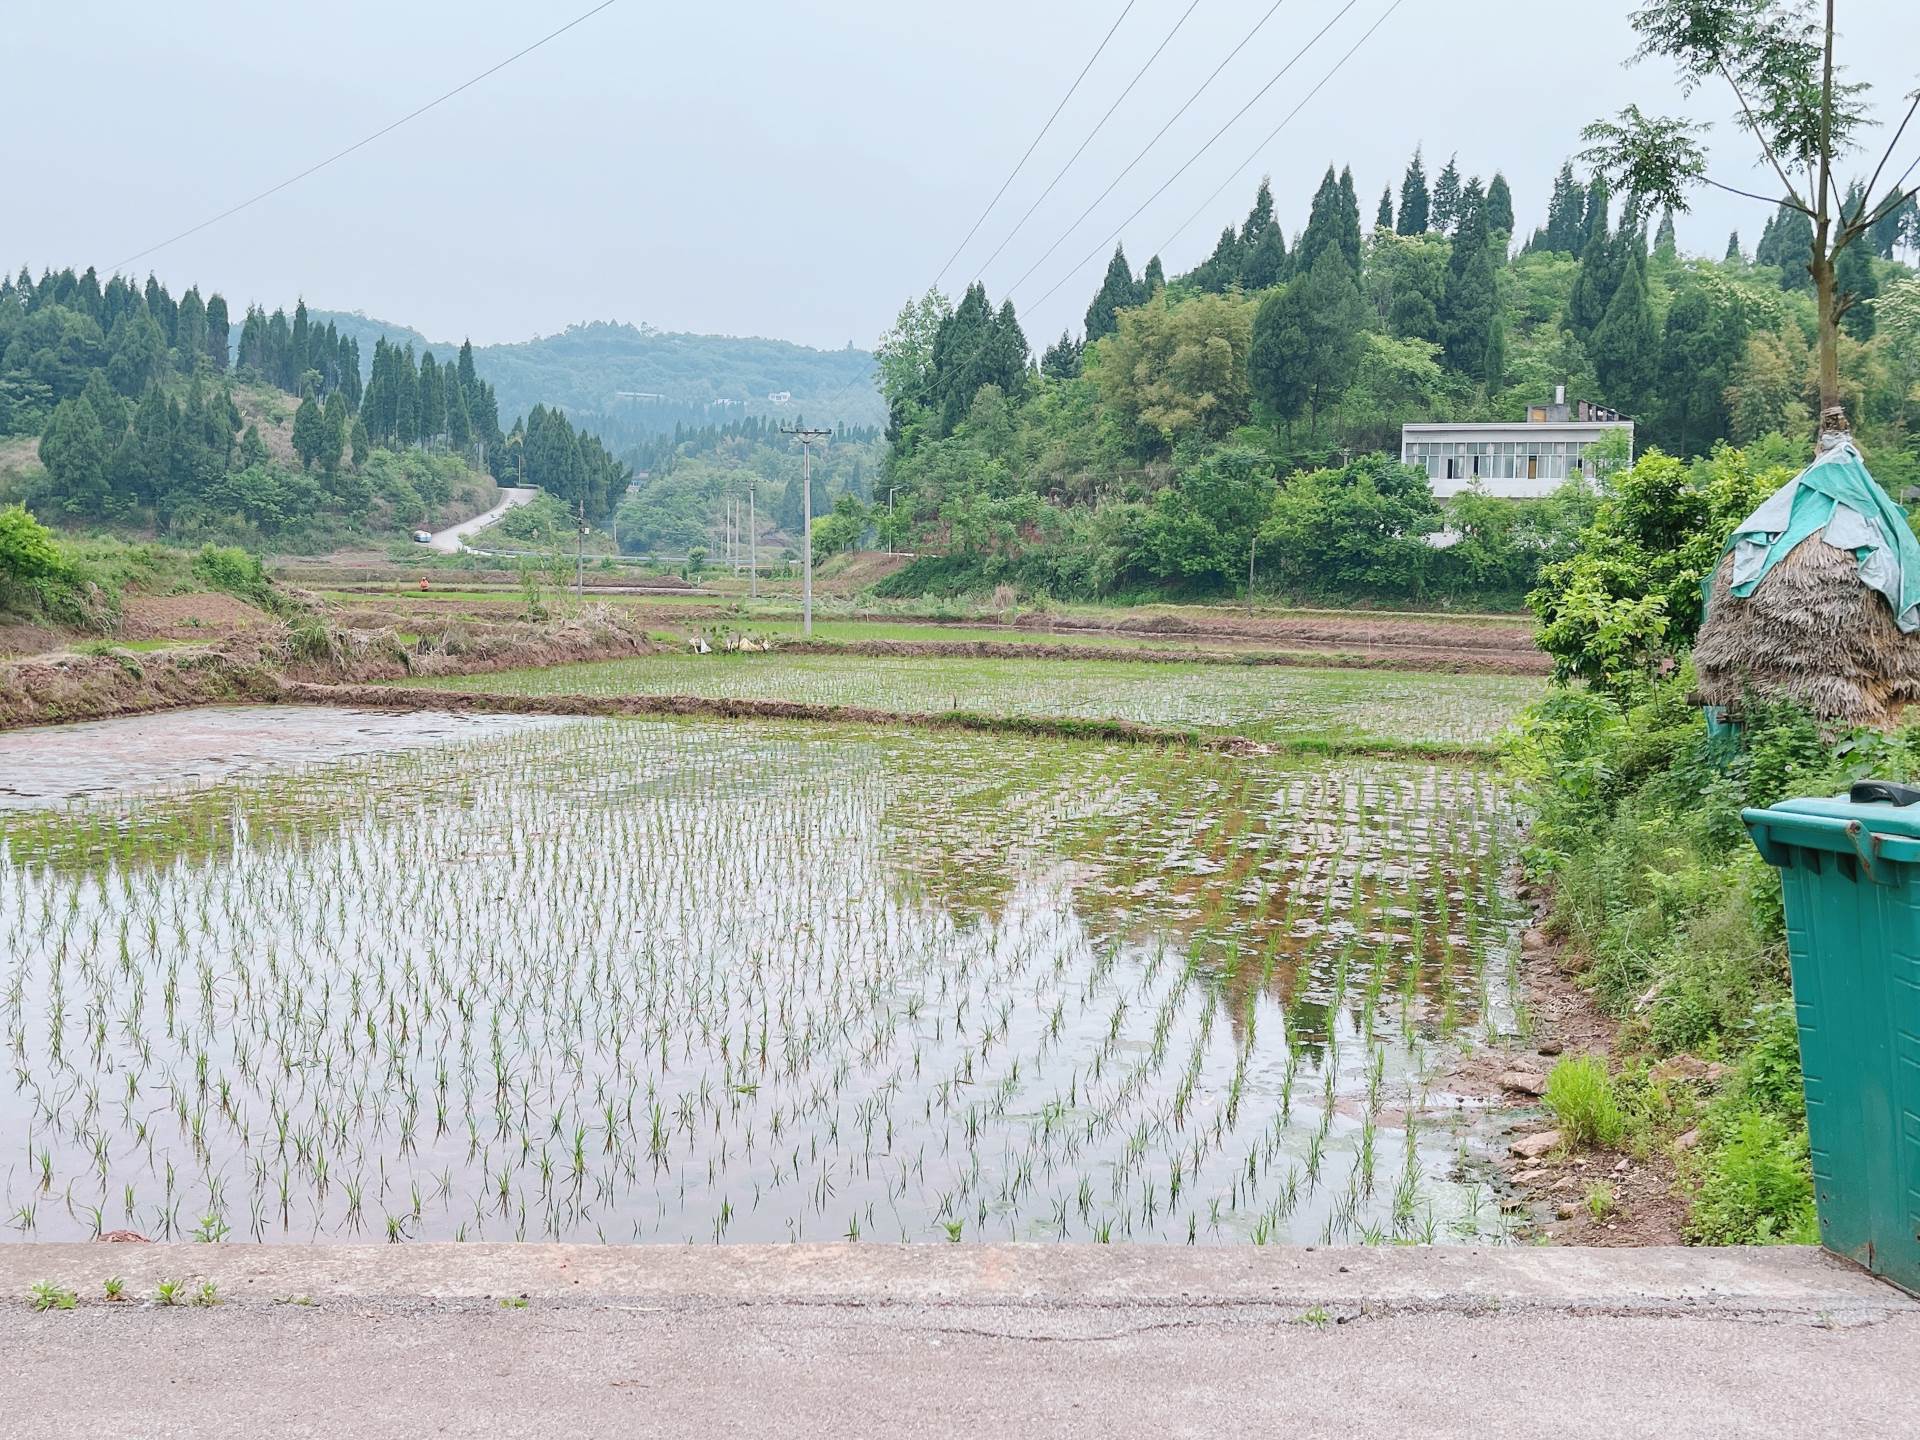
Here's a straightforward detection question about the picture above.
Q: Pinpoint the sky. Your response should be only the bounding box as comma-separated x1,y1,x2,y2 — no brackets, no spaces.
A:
8,0,1919,353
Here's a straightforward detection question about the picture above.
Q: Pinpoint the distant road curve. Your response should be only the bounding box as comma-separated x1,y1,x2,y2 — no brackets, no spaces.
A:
426,486,541,554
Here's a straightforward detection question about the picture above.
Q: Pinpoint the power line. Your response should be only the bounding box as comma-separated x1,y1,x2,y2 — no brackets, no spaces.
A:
931,0,1140,288
110,0,626,271
970,0,1204,286
1156,0,1408,257
1004,0,1350,304
1017,0,1392,318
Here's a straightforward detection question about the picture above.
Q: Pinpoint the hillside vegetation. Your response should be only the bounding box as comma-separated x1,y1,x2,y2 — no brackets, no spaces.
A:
314,312,884,445
871,155,1920,606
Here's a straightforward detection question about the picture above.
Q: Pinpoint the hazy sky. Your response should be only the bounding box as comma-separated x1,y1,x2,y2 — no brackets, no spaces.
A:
9,0,1919,352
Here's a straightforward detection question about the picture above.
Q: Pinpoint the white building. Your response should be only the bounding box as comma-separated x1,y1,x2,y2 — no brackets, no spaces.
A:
1402,388,1633,499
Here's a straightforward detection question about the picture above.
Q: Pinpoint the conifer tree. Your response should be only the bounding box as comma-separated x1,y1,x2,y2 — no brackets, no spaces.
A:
1541,162,1586,253
1084,245,1143,344
1430,155,1463,232
1395,148,1429,236
1725,231,1743,261
1143,255,1165,292
1484,174,1514,241
1589,253,1658,413
1248,248,1366,437
1376,186,1394,231
1567,181,1616,337
1240,222,1288,290
292,388,324,469
1836,239,1878,340
204,294,230,372
1439,196,1505,386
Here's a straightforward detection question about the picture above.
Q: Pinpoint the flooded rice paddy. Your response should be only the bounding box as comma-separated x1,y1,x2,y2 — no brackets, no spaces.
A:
407,653,1541,750
2,706,1526,1245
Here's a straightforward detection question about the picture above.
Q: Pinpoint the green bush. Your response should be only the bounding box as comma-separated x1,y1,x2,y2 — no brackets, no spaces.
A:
0,503,68,584
1544,1056,1624,1148
192,545,271,605
1687,1109,1818,1244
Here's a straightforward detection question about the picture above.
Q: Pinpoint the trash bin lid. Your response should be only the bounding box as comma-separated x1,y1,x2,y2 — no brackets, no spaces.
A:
1745,782,1920,871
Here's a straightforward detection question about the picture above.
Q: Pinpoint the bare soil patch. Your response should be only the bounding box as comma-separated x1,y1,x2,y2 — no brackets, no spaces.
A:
118,592,274,641
1447,883,1690,1247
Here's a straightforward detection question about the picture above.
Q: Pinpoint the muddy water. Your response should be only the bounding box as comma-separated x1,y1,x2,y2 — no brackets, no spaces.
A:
0,708,1525,1246
0,705,565,808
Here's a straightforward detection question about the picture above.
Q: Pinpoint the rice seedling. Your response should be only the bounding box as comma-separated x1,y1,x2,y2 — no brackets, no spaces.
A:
0,708,1526,1246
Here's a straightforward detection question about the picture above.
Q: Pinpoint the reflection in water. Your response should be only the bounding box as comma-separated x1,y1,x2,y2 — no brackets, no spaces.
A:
0,713,1522,1246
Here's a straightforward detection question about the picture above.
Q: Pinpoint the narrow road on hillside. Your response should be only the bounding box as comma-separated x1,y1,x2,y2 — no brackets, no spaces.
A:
427,486,540,554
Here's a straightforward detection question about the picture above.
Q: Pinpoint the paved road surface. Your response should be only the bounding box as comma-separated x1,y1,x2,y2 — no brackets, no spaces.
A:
425,485,540,554
5,1245,1914,1438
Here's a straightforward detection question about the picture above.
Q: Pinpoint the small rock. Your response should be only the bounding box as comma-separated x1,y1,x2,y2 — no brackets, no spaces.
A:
1537,1041,1564,1057
1555,1204,1576,1220
1513,1167,1546,1184
98,1230,151,1243
1675,1127,1702,1151
1612,1157,1630,1173
1500,1069,1550,1096
1521,927,1549,953
1509,1129,1562,1159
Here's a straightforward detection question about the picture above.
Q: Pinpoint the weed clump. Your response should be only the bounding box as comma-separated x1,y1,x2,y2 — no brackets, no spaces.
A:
1544,1057,1623,1149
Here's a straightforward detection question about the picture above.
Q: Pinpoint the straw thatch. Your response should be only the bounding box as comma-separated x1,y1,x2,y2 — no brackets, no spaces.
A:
1694,531,1920,729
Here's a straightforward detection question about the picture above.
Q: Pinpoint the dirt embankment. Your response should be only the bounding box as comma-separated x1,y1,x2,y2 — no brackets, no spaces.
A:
0,608,661,732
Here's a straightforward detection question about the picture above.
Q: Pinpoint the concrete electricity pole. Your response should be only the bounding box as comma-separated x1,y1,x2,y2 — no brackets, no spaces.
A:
781,425,831,636
748,477,758,603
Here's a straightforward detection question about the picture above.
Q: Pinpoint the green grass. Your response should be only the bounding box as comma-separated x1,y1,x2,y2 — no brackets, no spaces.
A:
400,651,1542,751
1544,1057,1624,1149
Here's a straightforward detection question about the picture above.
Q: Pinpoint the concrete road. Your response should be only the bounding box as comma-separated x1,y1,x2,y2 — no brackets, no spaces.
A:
4,1245,1914,1439
425,485,540,554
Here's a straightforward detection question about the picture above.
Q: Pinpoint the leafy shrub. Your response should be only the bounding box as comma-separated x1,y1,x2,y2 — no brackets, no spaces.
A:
192,545,270,605
1544,1056,1624,1148
1687,1109,1818,1244
0,503,68,584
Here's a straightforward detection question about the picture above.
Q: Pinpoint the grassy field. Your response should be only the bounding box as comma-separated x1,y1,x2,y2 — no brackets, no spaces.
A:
403,651,1542,750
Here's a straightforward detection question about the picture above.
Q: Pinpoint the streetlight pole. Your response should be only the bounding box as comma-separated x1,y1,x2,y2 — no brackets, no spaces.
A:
781,425,831,637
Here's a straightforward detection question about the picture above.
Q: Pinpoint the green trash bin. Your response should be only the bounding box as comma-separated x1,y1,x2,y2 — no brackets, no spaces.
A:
1744,780,1920,1294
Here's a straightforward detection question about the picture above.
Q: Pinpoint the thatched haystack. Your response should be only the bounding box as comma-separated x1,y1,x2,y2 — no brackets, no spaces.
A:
1695,532,1920,728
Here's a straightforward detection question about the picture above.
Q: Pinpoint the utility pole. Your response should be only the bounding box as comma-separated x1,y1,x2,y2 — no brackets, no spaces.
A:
748,477,758,603
576,495,588,597
781,425,831,636
887,487,898,556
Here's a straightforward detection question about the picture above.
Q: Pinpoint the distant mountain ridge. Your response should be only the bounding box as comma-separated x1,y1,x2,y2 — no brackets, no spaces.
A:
310,312,883,442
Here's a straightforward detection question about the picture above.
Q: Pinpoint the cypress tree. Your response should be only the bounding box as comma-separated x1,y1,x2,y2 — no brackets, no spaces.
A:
1336,167,1362,272
1248,248,1366,437
292,387,324,469
1143,254,1165,292
1396,149,1429,236
1725,231,1743,261
205,294,230,372
1589,255,1658,414
1542,162,1585,254
1295,167,1344,278
1430,155,1463,233
1376,185,1394,231
1484,174,1514,241
1440,198,1505,386
1240,222,1289,290
1836,240,1878,339
1084,245,1142,344
1567,182,1615,338
1653,208,1678,261
1240,179,1276,245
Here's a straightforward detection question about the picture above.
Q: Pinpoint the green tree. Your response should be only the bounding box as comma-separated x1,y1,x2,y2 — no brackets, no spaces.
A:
1440,197,1505,386
1541,161,1586,254
1135,443,1273,589
38,398,112,516
291,389,324,469
1589,255,1658,415
1085,244,1144,344
1430,155,1463,233
1654,276,1749,456
1484,173,1515,241
1249,248,1367,437
1259,455,1439,597
1835,238,1878,341
0,503,67,584
1088,290,1257,450
1396,148,1430,236
1580,0,1920,441
1376,185,1394,231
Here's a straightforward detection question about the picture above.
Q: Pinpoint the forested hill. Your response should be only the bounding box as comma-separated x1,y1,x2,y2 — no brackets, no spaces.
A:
311,313,884,445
